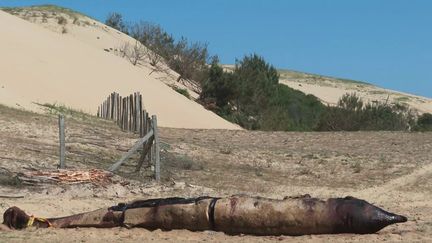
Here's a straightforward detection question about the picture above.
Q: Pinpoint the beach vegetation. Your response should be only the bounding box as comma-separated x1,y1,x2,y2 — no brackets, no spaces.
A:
105,12,128,34
173,87,191,99
315,93,415,131
413,113,432,131
200,54,325,130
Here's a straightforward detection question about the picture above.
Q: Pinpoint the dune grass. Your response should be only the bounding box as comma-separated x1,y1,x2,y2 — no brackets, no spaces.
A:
1,4,89,19
278,68,371,86
34,102,97,122
173,87,191,99
2,4,83,15
222,65,371,86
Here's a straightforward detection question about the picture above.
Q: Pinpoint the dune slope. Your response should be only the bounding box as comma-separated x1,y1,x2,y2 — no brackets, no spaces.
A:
222,65,432,114
278,70,432,114
0,10,239,129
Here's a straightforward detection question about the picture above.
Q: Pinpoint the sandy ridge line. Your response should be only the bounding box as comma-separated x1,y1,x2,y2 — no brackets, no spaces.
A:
355,162,432,199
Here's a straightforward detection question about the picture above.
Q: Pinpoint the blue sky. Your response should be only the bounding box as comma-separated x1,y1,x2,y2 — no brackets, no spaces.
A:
1,0,431,98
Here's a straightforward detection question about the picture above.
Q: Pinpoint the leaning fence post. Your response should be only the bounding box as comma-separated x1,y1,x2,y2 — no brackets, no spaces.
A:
152,115,160,182
58,114,66,169
108,129,154,172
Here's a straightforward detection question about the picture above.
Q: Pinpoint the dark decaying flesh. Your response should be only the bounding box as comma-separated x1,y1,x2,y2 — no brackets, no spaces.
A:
2,195,407,235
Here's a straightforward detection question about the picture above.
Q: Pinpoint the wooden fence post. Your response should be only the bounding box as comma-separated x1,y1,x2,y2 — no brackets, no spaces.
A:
139,94,143,136
152,115,160,182
147,113,152,163
136,93,139,132
122,97,126,130
58,115,65,169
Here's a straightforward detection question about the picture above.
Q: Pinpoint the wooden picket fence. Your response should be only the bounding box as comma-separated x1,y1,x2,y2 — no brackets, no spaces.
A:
97,92,150,136
97,92,160,181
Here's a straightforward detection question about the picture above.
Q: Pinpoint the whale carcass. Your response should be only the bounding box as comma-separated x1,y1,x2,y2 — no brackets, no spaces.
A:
2,195,407,235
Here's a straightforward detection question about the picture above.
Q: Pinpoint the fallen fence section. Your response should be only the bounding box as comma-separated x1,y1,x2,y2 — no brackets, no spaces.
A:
108,129,154,172
98,92,160,182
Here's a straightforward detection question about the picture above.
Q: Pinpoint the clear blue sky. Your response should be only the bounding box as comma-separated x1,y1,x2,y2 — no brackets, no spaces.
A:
1,0,431,98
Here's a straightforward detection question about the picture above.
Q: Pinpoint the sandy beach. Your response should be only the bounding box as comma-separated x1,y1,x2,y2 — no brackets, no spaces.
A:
1,6,431,243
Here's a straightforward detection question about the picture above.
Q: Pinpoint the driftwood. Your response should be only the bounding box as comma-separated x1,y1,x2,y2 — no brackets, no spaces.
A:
18,169,112,186
2,195,407,235
0,195,24,199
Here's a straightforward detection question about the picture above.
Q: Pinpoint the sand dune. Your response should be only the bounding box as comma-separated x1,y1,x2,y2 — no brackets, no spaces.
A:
222,65,432,114
0,10,239,129
278,70,432,114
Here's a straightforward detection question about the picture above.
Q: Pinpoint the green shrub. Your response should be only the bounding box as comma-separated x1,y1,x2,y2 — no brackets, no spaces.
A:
173,87,191,99
232,54,279,117
315,93,414,131
57,16,67,25
413,113,432,131
105,12,128,33
360,102,413,130
261,85,324,130
200,58,234,109
338,92,363,111
72,17,79,25
200,54,325,131
129,21,211,84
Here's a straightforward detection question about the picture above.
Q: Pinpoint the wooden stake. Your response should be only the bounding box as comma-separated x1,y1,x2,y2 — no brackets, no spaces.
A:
136,136,154,172
152,115,160,182
58,115,66,169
